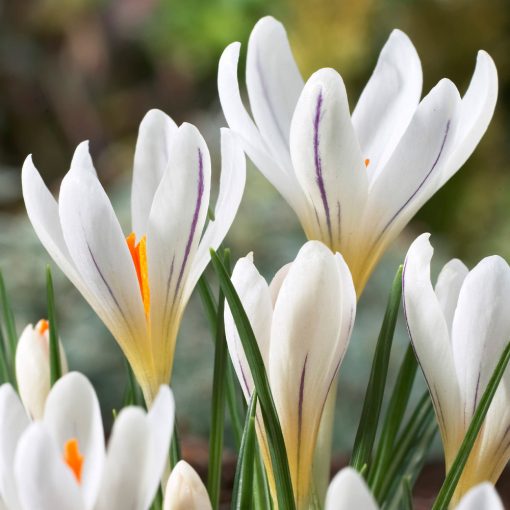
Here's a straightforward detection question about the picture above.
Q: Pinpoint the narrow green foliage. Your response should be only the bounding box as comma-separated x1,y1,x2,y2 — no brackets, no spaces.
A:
123,360,142,407
210,249,296,510
0,327,11,384
0,270,17,370
170,421,181,469
351,265,403,472
232,392,258,510
432,341,510,510
376,392,434,502
402,477,414,510
46,267,62,386
253,450,272,510
207,249,231,509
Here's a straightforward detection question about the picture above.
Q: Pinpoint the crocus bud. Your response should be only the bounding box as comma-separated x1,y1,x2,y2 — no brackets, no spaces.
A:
15,320,68,420
163,460,211,510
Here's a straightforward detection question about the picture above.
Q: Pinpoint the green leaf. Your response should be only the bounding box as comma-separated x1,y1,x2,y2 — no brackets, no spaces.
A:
46,267,62,385
207,249,231,509
432,340,510,510
369,343,418,490
0,327,12,384
169,420,181,468
123,359,142,407
232,392,258,510
350,265,403,471
0,270,17,372
210,249,296,510
253,449,273,510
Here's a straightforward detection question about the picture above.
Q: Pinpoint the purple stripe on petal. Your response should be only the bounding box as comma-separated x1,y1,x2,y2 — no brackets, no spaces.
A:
174,148,205,297
313,91,332,243
296,353,308,502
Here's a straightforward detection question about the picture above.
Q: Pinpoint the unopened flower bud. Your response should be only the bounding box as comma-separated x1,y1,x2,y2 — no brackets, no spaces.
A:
164,460,211,510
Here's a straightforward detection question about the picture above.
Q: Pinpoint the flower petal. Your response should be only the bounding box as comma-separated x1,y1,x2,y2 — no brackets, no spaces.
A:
224,253,273,402
451,256,510,426
455,483,503,510
325,467,379,510
269,241,354,507
163,461,211,510
440,51,498,187
0,385,30,510
290,68,369,251
185,128,246,298
402,234,461,455
131,109,178,237
146,123,211,383
14,423,84,510
246,16,304,171
58,142,149,377
43,372,105,509
352,29,422,181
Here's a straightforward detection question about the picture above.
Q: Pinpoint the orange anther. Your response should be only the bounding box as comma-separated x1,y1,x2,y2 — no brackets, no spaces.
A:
126,233,150,318
63,438,84,483
36,319,50,336
364,158,370,167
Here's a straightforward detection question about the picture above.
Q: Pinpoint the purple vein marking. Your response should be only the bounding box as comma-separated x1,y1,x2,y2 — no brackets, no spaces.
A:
296,354,308,502
174,148,205,298
376,120,451,242
314,91,332,243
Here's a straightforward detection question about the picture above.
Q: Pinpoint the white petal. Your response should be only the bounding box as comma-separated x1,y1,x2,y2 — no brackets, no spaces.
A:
43,372,105,509
217,42,308,218
163,461,211,510
224,253,273,402
131,109,178,237
440,51,498,187
21,155,90,300
14,424,84,510
0,385,30,510
290,68,368,249
186,129,246,298
143,386,175,509
434,259,469,335
246,16,304,171
146,123,211,380
325,467,379,510
402,234,461,447
455,483,504,510
451,256,510,426
59,142,148,366
364,79,461,246
94,408,152,510
352,29,422,181
269,241,355,505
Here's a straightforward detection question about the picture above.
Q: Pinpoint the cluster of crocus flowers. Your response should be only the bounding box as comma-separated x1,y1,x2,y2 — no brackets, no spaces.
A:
403,234,510,504
224,241,356,509
22,110,246,404
218,16,498,295
325,468,504,510
0,372,174,510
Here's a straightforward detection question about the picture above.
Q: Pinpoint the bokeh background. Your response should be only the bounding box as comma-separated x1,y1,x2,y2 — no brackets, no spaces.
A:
1,0,509,494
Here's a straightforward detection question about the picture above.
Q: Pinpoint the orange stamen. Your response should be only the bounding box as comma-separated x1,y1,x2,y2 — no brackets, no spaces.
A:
126,233,150,318
364,158,370,167
63,438,84,483
36,319,50,336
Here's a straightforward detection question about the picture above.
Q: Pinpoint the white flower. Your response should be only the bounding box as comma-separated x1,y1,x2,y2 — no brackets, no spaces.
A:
403,233,510,504
22,110,246,403
15,320,68,420
224,240,356,509
0,372,174,510
163,461,211,510
325,467,503,510
218,16,497,294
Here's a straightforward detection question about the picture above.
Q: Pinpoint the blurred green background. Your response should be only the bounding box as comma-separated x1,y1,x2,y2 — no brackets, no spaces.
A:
0,0,509,464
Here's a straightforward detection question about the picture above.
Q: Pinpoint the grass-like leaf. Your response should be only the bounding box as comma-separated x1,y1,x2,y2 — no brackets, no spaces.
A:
0,270,17,372
210,249,296,510
207,249,231,509
369,343,418,490
46,267,62,385
232,392,258,510
431,340,510,510
350,265,403,471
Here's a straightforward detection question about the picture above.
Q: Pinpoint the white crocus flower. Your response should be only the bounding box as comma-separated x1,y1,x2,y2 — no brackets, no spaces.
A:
224,241,356,509
15,320,68,420
218,16,497,295
403,233,510,505
0,372,174,510
325,467,503,510
22,110,246,404
163,460,211,510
